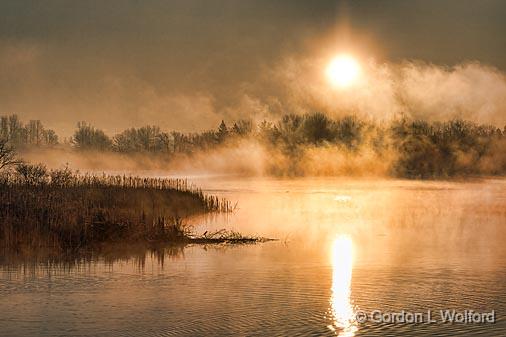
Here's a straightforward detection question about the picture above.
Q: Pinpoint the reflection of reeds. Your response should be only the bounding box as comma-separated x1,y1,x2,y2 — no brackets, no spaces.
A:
0,234,272,273
0,242,186,273
0,170,234,252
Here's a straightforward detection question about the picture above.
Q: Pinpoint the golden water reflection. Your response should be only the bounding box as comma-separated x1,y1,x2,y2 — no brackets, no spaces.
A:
329,235,357,336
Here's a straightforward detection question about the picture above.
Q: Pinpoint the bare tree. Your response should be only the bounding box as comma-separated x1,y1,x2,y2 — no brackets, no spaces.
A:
0,138,21,171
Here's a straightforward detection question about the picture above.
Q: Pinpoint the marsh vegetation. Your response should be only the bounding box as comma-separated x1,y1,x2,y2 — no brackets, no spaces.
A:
0,161,260,256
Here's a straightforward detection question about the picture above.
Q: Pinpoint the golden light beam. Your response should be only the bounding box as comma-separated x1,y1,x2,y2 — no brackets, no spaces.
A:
329,235,357,336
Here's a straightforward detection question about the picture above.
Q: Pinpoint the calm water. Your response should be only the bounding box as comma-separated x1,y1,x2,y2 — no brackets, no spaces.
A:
1,178,506,336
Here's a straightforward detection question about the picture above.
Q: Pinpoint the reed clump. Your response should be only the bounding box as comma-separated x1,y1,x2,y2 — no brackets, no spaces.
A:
0,165,233,252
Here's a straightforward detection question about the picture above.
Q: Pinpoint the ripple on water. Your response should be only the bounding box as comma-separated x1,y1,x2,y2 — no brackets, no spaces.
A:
2,179,506,336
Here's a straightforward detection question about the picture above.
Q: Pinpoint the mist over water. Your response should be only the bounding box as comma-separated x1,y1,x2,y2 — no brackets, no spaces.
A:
2,177,505,336
10,54,506,180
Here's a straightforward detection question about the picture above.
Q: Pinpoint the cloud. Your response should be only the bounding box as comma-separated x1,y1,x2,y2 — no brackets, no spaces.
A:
251,56,506,126
1,38,506,140
0,42,222,136
397,62,506,125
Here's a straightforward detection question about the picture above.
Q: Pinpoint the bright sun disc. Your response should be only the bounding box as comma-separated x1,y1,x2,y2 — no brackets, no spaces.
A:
326,55,360,87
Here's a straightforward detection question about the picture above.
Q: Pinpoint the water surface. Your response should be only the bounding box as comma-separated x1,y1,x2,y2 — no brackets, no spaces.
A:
1,178,506,336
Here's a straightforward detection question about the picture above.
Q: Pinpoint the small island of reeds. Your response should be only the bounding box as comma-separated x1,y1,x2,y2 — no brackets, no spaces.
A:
0,164,263,257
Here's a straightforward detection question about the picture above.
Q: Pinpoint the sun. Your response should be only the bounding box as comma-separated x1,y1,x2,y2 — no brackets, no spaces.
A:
326,55,361,88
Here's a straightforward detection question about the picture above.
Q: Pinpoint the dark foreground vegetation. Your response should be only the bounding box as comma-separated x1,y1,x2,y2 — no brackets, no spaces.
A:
2,113,506,178
0,163,264,255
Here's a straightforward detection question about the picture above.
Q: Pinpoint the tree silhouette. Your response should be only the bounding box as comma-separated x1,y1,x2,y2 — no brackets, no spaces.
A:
0,138,21,171
72,122,112,150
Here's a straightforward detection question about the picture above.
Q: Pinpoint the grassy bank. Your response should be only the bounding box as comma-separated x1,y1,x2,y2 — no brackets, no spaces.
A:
0,166,251,253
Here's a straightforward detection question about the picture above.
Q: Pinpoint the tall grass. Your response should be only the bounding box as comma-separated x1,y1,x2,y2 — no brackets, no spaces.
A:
0,167,232,252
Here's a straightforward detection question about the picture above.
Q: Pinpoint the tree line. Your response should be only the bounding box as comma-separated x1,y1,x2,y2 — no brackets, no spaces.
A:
1,113,505,178
71,119,253,153
1,115,58,147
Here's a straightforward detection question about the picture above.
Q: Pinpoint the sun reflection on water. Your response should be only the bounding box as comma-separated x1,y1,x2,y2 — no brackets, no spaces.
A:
328,235,357,336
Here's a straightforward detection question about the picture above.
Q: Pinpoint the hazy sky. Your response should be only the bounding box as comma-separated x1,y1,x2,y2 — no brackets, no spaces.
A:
1,0,505,135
